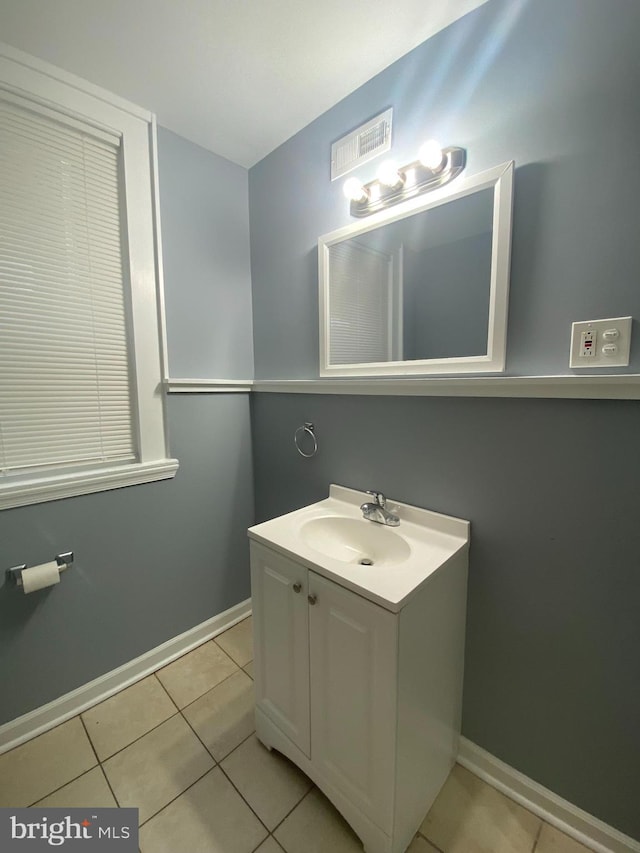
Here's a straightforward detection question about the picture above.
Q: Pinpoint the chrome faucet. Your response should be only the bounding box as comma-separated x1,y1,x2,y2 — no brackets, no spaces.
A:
360,491,400,526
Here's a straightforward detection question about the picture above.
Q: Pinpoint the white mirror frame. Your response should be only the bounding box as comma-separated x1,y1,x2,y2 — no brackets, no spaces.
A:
318,160,514,376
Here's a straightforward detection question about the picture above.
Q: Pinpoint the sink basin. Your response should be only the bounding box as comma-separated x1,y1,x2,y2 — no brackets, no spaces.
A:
300,516,411,566
248,484,470,612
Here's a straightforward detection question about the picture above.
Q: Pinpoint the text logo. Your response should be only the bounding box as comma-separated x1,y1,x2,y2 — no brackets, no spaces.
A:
0,809,138,850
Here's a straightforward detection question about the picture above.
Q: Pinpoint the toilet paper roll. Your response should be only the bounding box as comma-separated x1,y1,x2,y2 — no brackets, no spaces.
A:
21,561,61,594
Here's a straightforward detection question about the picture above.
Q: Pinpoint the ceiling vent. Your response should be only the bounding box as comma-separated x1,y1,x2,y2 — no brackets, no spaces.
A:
330,108,392,181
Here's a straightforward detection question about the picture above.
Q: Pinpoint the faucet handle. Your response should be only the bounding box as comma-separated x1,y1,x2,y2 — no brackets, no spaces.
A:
366,490,386,507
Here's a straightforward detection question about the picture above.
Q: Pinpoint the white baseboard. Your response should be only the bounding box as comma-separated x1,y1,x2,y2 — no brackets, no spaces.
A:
0,598,252,756
458,737,640,853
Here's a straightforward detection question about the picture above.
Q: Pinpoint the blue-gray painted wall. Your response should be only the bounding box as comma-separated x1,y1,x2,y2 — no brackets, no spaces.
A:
248,0,640,839
250,0,640,378
158,127,254,379
250,391,640,839
0,130,255,725
402,230,492,360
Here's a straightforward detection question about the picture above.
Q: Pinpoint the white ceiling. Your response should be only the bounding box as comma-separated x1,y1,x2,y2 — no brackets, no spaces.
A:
0,0,487,168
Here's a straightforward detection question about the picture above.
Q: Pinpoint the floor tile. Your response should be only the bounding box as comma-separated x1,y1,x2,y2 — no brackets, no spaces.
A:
221,734,312,831
0,718,96,807
243,660,254,679
183,670,254,761
408,836,441,853
139,767,267,853
102,714,214,823
420,764,541,853
274,787,362,853
214,617,253,667
535,823,594,853
82,675,176,760
34,767,117,808
255,838,285,853
156,641,238,708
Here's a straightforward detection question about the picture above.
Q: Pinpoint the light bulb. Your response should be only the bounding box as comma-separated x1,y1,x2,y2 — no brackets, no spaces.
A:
403,167,417,187
343,177,368,202
418,140,445,172
377,160,403,188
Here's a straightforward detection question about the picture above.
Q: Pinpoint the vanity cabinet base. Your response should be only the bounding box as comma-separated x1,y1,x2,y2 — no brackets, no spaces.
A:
256,707,396,853
251,541,468,853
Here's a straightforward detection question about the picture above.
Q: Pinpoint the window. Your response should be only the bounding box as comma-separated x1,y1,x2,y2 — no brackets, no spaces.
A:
0,45,177,509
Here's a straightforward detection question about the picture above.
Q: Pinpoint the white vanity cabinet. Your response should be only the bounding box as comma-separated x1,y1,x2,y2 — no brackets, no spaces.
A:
250,544,311,756
249,489,469,853
251,543,397,834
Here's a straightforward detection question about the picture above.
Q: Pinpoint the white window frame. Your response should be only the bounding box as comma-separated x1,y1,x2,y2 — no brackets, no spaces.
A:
0,43,178,509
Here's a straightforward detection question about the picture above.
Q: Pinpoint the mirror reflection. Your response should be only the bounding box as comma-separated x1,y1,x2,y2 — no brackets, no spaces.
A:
328,189,493,364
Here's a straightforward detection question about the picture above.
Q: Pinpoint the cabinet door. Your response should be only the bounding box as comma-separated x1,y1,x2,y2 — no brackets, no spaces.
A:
309,572,397,832
250,543,310,756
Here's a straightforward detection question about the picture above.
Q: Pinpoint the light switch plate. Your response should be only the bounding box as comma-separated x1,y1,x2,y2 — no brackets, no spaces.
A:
570,316,632,368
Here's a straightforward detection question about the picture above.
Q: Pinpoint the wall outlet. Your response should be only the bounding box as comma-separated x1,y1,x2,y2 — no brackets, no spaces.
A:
580,330,596,357
570,317,632,368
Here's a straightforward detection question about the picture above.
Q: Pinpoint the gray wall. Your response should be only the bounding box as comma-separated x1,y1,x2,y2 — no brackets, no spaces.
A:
250,392,640,839
403,232,492,360
158,127,254,379
248,0,640,839
250,0,640,378
0,130,255,725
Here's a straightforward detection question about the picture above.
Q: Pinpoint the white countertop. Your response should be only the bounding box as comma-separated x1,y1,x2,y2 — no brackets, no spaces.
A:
248,484,470,612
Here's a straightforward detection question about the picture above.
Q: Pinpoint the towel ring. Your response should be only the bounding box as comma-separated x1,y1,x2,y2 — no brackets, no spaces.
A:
294,422,318,458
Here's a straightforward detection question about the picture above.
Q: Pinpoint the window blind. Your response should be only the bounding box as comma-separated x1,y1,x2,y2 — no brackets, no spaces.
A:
328,241,391,364
0,96,136,478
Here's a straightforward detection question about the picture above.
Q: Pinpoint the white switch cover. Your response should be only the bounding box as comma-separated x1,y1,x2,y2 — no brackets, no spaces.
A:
570,316,632,368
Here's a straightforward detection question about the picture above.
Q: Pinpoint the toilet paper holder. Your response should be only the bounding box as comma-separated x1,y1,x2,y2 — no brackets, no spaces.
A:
6,552,74,588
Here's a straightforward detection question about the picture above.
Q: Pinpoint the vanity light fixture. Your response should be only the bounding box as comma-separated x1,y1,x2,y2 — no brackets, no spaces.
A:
344,141,466,218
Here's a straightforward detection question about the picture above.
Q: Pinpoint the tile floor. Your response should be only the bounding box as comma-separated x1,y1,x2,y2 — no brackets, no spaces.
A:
0,616,595,853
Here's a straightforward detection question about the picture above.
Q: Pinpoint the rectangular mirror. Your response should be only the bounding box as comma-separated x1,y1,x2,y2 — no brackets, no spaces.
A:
319,160,514,376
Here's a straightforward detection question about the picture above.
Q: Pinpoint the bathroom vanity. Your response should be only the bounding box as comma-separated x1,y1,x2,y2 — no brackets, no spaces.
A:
248,485,469,853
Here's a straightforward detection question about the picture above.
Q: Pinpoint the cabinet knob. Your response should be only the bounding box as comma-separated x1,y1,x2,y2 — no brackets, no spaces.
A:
307,593,317,605
292,582,302,593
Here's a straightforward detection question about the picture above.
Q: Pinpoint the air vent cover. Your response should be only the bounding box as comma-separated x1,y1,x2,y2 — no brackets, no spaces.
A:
331,108,392,181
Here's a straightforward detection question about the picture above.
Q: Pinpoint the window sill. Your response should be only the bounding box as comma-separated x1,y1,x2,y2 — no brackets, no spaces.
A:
0,459,179,510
